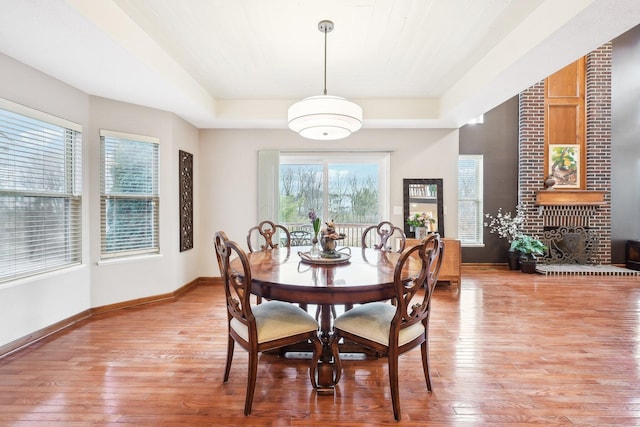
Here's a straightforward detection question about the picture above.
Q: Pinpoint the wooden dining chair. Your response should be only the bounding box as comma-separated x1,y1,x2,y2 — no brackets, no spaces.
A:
361,221,406,253
246,220,291,252
330,234,444,421
214,231,322,415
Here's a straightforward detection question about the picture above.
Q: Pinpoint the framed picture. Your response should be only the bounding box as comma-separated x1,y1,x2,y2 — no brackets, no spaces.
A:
548,144,580,188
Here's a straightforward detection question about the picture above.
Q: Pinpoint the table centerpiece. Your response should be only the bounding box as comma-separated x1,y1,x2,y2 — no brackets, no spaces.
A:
320,220,346,258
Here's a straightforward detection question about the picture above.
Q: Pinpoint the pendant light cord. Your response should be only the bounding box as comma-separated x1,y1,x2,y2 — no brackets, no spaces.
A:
323,26,328,96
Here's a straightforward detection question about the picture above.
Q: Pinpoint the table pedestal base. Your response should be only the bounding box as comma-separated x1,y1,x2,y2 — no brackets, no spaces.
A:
316,361,335,395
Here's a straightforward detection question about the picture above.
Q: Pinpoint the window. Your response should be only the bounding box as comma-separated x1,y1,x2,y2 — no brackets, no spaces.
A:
100,130,159,259
278,152,389,246
467,114,484,124
0,98,82,283
458,155,483,245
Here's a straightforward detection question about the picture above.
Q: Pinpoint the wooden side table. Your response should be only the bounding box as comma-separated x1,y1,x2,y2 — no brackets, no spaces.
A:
406,238,461,286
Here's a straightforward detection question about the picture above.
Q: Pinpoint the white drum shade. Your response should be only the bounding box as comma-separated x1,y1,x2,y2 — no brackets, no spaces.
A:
288,95,363,141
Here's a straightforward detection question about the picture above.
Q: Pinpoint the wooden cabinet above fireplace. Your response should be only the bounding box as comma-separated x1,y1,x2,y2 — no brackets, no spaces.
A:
535,190,606,206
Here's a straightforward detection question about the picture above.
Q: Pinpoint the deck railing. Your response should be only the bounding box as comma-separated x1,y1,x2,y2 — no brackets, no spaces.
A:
286,223,372,248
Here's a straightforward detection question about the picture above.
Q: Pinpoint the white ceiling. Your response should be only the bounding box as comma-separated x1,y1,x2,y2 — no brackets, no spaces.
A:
1,0,640,130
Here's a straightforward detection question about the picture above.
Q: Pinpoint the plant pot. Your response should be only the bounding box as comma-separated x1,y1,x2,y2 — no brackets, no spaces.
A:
519,257,538,274
508,250,520,270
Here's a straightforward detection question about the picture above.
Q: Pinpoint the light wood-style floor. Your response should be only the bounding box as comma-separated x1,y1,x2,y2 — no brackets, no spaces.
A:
1,266,639,426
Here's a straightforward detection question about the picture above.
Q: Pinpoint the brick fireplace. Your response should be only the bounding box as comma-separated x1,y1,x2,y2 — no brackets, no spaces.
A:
535,192,606,264
518,45,612,265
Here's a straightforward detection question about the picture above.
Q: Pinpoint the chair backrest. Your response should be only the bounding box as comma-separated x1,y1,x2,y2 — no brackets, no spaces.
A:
246,220,291,252
361,221,406,252
290,229,312,246
215,231,256,337
391,234,444,334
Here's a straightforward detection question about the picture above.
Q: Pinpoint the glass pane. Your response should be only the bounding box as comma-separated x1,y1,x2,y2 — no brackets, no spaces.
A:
457,156,483,244
0,195,81,281
327,163,379,223
0,103,82,282
100,134,159,258
458,200,480,243
103,137,158,195
279,153,387,247
0,110,71,194
408,184,438,219
458,157,479,198
279,163,323,224
103,198,158,254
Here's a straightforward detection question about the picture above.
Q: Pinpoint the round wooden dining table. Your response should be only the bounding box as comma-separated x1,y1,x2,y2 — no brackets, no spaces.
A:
231,246,422,394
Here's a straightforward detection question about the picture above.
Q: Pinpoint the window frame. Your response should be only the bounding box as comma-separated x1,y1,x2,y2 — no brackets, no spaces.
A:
99,130,160,260
278,151,390,225
458,154,484,246
0,98,83,283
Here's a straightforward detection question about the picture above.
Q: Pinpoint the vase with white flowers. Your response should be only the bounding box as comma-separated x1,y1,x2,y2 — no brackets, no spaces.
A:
484,205,525,270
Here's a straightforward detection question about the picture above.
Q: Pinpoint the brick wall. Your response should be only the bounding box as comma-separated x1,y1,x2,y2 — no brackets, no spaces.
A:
518,44,612,264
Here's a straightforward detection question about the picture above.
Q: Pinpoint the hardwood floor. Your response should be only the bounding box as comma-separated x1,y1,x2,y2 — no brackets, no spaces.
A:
1,266,639,426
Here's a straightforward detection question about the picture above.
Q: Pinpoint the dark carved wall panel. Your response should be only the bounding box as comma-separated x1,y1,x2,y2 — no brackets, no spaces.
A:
179,150,194,252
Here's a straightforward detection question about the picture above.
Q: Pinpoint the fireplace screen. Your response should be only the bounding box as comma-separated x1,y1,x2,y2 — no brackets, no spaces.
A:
542,226,598,265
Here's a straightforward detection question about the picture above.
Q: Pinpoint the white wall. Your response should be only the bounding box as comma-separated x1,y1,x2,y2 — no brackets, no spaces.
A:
171,116,202,288
0,53,91,346
0,53,201,348
199,128,459,277
88,97,201,307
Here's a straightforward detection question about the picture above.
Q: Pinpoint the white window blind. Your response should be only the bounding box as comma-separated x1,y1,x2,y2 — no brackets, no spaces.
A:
458,155,484,245
100,130,159,259
0,99,82,283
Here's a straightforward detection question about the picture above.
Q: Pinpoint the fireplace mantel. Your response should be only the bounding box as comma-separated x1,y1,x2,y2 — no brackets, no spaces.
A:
535,190,606,206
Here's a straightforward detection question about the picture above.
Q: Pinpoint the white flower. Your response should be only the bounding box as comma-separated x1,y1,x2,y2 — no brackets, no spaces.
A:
484,205,524,243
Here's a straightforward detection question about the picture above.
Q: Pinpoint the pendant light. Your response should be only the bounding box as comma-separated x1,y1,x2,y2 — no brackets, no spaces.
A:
288,20,363,140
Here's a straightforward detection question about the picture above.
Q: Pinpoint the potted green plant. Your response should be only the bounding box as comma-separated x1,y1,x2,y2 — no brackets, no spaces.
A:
510,235,547,274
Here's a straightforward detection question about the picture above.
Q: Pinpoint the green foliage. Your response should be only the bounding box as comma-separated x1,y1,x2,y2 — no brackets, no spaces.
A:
349,175,376,222
279,195,299,222
510,235,547,258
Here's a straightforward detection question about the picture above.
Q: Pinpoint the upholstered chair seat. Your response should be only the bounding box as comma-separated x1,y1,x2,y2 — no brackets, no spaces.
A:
333,302,424,347
230,300,320,343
